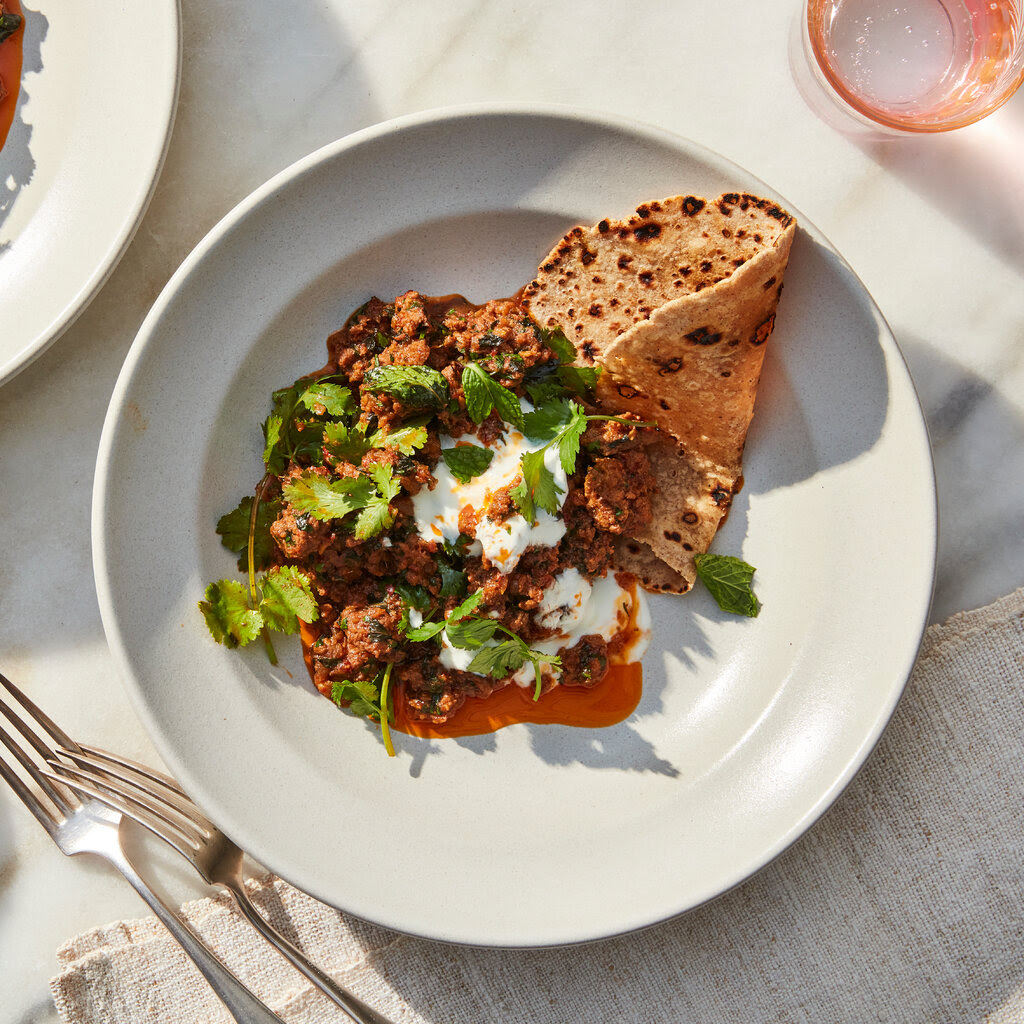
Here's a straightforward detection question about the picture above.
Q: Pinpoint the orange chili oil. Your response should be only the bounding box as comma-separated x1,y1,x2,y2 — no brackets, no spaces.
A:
301,581,646,740
0,0,24,152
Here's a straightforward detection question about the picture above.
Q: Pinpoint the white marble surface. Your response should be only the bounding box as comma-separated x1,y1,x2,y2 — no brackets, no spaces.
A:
1,0,1022,1020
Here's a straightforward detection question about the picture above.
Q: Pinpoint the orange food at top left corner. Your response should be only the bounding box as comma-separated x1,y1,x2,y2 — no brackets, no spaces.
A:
0,0,25,152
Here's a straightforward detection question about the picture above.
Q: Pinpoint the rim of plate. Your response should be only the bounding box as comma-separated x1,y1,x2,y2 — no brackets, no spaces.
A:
0,1,181,386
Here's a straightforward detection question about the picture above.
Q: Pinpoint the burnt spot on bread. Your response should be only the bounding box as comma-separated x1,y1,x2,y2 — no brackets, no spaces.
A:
682,511,699,525
699,260,713,273
751,314,775,346
711,487,732,507
686,326,722,346
682,196,705,216
664,530,682,542
638,270,654,286
732,258,746,268
616,383,642,399
721,370,731,377
588,303,603,317
625,541,641,554
657,356,683,375
659,399,670,410
609,297,620,307
633,222,662,243
636,204,651,218
581,341,597,362
763,275,777,290
682,542,694,551
591,275,602,284
597,219,610,233
679,266,692,277
617,254,634,270
581,247,598,266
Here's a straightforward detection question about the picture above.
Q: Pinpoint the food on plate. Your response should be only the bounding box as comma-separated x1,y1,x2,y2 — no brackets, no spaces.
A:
199,193,795,754
523,192,796,593
0,0,23,151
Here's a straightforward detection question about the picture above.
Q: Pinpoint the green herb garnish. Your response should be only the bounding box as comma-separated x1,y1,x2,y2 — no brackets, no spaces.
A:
362,364,450,410
694,553,761,617
199,565,318,649
461,362,526,430
441,442,494,484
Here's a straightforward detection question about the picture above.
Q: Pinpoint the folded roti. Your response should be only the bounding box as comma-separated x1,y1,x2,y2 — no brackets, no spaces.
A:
523,192,796,593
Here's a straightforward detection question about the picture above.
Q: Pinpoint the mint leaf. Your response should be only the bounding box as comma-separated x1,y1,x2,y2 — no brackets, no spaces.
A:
259,565,318,633
199,579,263,648
461,362,493,422
437,561,467,597
694,553,761,617
283,473,375,521
441,443,494,484
488,379,525,431
557,363,601,398
362,364,450,410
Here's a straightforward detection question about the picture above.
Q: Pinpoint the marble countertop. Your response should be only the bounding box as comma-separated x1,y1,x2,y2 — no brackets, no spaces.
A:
2,0,1022,1020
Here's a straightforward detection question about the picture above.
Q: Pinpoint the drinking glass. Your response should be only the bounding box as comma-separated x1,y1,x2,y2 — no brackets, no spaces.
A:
803,0,1024,132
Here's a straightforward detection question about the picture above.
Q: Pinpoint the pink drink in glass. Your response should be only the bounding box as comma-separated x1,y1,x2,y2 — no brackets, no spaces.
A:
806,0,1024,131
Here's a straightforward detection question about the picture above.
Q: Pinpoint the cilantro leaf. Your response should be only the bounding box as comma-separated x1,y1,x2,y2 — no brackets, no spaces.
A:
216,495,280,572
447,589,485,622
323,421,372,463
466,640,529,678
298,381,353,417
282,473,375,521
445,616,497,650
555,403,588,475
404,619,446,642
512,447,562,522
198,579,263,648
331,678,382,719
694,553,761,617
353,463,401,540
258,565,318,633
372,420,429,455
522,397,574,443
362,364,450,410
441,443,494,484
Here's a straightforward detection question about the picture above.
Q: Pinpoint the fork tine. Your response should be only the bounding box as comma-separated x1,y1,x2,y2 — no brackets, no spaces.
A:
0,672,82,754
48,750,212,846
0,738,63,836
0,690,79,819
79,744,189,799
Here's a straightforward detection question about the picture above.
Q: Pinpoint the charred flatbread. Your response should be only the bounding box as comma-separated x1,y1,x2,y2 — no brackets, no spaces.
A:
523,192,796,592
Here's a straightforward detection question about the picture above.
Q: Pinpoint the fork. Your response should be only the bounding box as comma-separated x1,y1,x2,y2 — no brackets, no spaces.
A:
0,672,288,1024
45,742,395,1024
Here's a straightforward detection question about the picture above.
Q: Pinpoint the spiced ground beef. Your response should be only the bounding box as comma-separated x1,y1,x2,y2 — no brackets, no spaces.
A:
267,290,657,724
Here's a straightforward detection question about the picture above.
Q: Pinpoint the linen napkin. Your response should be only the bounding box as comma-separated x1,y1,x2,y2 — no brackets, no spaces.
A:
52,589,1024,1024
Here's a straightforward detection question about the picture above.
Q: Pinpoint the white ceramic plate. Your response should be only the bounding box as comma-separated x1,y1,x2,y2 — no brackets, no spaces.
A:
94,106,936,947
0,2,180,386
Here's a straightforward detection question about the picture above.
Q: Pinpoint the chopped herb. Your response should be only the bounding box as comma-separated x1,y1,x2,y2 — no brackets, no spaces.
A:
352,463,401,540
216,495,281,572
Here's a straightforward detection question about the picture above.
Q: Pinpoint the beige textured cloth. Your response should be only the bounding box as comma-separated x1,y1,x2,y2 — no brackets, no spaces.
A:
52,589,1024,1023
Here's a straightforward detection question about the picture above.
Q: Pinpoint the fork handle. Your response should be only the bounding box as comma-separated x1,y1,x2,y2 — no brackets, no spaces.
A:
224,879,395,1024
106,845,289,1024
